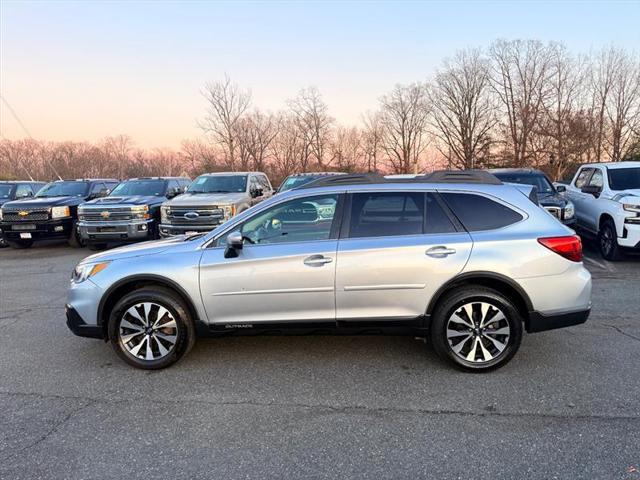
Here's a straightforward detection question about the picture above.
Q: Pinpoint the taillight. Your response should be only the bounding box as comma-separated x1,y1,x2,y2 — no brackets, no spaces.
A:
538,235,583,262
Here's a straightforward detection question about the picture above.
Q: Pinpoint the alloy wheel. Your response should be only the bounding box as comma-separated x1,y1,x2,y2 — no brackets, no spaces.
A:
119,302,178,361
600,226,613,256
446,301,511,364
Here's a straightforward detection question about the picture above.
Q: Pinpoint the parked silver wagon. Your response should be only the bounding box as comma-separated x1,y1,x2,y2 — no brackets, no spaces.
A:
66,171,591,371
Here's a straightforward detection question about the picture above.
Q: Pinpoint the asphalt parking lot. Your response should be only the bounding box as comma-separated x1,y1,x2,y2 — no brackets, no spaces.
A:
0,242,639,479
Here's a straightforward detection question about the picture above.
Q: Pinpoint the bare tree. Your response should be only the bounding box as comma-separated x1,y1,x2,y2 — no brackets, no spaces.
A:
270,112,307,179
288,87,333,169
379,83,431,174
235,110,278,172
199,75,251,170
489,39,554,167
329,126,362,172
429,48,497,169
362,111,384,172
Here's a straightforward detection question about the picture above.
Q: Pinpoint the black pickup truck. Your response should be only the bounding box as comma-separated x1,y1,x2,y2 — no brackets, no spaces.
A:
0,179,119,248
77,177,190,249
0,181,47,247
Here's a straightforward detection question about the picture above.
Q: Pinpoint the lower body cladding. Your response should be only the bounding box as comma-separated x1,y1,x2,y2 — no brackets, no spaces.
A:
0,218,72,242
78,219,155,243
159,223,221,237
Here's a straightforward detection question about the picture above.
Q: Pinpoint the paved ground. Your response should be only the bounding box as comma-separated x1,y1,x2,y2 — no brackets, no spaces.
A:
0,241,639,479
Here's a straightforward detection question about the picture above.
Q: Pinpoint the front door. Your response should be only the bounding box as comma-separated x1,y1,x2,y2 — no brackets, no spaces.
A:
199,193,343,324
335,191,472,320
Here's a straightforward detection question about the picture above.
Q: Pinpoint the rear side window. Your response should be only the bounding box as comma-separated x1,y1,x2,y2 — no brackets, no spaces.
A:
426,193,456,234
441,193,523,231
349,192,424,238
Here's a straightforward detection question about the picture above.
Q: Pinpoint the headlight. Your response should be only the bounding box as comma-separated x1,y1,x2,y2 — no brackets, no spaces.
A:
161,206,169,223
0,209,3,221
71,261,110,283
131,205,150,219
563,201,575,219
222,205,236,220
51,206,71,219
623,203,640,213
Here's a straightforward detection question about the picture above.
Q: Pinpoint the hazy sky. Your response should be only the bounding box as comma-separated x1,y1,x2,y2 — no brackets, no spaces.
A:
1,0,638,148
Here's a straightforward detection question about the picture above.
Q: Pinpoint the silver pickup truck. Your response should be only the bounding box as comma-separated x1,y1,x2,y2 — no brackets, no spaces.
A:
159,172,273,237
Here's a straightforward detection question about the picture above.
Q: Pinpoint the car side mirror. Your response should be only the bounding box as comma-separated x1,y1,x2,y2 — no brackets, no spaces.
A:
17,191,32,198
97,188,110,198
166,188,180,199
581,185,602,198
251,187,263,198
224,231,244,258
556,185,566,193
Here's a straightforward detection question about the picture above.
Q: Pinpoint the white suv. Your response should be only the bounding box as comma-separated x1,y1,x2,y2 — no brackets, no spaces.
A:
565,162,640,260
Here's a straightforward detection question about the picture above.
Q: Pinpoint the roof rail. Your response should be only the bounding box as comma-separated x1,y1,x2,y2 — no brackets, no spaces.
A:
420,170,502,185
295,173,386,189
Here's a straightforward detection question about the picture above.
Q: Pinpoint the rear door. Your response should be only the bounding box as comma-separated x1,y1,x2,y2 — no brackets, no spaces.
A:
335,191,472,321
567,167,594,228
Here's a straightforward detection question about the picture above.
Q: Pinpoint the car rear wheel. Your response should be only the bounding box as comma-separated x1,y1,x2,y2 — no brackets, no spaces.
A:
598,219,623,261
108,287,195,369
430,287,523,372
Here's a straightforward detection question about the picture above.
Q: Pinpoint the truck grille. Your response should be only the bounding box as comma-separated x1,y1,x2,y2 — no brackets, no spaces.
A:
544,206,561,219
79,207,133,222
2,208,49,222
167,206,224,225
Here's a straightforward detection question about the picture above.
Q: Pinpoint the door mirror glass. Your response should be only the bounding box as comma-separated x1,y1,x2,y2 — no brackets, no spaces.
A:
250,187,263,198
555,185,566,193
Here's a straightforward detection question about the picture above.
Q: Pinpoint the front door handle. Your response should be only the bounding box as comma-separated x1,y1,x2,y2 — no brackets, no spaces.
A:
304,255,333,267
426,246,457,258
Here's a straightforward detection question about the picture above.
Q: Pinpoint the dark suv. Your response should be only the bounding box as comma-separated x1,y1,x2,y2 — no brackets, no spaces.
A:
0,181,47,246
490,169,576,226
78,177,190,249
0,179,118,248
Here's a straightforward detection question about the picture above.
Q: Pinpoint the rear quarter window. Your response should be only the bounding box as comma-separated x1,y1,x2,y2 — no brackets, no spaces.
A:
440,193,523,231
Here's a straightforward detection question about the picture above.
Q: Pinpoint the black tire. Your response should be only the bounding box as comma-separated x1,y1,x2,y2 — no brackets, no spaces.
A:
108,287,196,370
7,239,33,249
598,219,623,261
68,220,85,248
88,242,108,251
430,286,523,372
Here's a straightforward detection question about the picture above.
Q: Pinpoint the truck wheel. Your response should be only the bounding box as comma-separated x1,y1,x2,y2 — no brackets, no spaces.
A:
67,220,85,248
598,219,623,261
430,286,523,372
7,239,33,249
107,287,196,370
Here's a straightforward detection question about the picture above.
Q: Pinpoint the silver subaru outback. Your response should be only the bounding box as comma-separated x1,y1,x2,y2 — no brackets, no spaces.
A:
66,171,592,371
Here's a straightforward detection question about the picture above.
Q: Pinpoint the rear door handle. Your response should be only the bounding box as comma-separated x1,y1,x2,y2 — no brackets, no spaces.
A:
304,255,333,267
426,246,457,258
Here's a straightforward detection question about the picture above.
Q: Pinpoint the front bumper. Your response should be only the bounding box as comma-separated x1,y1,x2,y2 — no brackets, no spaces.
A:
78,219,155,242
66,304,104,339
618,223,640,249
562,217,577,227
159,223,220,237
0,218,73,241
526,307,590,333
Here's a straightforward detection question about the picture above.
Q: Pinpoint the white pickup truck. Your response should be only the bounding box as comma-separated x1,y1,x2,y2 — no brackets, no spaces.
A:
565,161,640,260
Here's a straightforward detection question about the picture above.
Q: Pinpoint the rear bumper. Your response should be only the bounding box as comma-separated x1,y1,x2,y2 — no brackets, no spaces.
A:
0,218,73,241
78,219,154,242
526,307,590,333
66,304,104,339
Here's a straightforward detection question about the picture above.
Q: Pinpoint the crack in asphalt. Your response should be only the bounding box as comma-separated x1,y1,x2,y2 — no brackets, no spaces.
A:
602,324,640,342
0,399,96,463
1,390,638,423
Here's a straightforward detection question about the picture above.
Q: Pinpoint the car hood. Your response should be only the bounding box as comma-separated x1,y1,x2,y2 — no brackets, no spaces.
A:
538,192,568,207
81,195,164,207
614,189,640,205
80,235,192,263
164,192,247,206
1,196,84,209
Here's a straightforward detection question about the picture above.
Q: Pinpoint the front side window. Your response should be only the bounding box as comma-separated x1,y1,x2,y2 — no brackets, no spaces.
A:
110,180,167,197
608,167,640,191
574,168,593,189
222,194,339,246
188,175,247,194
0,184,15,199
588,169,604,188
441,193,523,231
15,184,33,197
36,181,89,198
349,192,424,238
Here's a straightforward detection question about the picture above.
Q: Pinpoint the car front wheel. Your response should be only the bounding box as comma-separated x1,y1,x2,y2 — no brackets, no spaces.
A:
430,287,523,372
598,219,623,261
108,287,195,369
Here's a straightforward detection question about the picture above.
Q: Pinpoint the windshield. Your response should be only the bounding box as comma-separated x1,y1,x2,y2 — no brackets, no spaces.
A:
0,185,14,199
35,181,89,198
110,180,167,197
493,173,554,194
188,175,247,194
608,167,640,191
279,175,321,192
